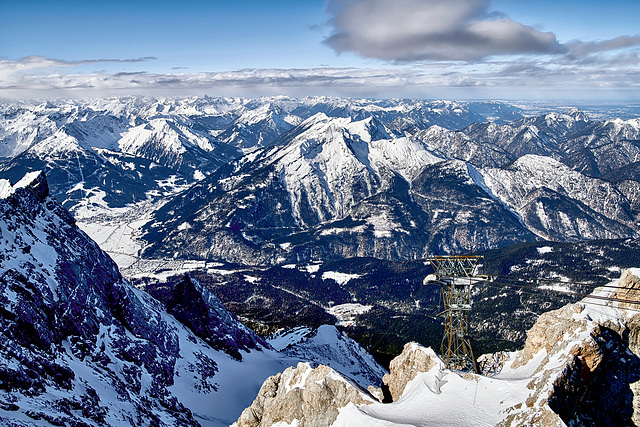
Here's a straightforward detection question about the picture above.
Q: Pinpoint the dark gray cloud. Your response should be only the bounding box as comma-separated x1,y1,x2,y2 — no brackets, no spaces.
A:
324,0,640,68
500,62,546,75
325,0,564,61
113,71,148,77
559,51,640,67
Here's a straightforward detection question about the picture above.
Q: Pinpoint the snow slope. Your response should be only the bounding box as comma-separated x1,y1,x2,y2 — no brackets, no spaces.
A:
269,325,387,389
333,269,640,426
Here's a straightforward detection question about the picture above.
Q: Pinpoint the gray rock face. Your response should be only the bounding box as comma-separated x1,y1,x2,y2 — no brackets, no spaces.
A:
0,171,200,425
167,274,268,360
548,323,640,426
499,270,640,426
612,268,640,311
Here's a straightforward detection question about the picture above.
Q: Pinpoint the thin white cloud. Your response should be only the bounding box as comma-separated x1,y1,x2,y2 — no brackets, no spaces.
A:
324,0,563,61
565,36,640,57
0,56,156,82
0,56,157,93
0,59,638,101
0,55,155,70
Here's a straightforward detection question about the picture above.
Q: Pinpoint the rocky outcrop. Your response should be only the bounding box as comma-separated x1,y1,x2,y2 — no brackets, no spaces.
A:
548,324,640,426
612,268,640,311
500,269,640,426
271,325,387,389
236,270,640,426
510,303,587,370
381,342,441,401
234,362,377,427
235,342,449,426
627,314,640,425
0,171,203,425
167,274,268,360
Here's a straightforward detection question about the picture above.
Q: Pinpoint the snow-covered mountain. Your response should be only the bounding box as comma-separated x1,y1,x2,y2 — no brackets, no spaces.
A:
0,96,527,220
140,108,639,265
116,116,237,174
2,96,639,266
216,103,300,150
0,171,263,425
139,113,531,264
459,109,640,179
481,154,640,241
0,171,386,426
3,95,640,426
0,100,240,217
0,101,78,158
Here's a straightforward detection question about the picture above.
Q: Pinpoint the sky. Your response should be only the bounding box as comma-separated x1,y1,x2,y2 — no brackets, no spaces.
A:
1,0,639,101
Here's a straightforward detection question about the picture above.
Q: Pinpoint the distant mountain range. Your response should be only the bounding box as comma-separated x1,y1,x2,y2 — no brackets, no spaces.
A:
1,97,639,266
138,104,640,264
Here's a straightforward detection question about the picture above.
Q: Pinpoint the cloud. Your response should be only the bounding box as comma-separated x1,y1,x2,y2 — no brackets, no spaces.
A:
0,56,638,101
0,64,488,98
0,56,158,91
499,62,546,75
324,0,564,61
0,56,156,75
324,0,640,65
566,36,640,57
1,63,637,101
113,71,148,77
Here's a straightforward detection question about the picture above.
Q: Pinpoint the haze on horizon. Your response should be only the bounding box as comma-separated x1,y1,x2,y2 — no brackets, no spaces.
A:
1,0,639,101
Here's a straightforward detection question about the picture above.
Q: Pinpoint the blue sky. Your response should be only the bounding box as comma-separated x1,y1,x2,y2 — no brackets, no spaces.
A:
1,0,639,100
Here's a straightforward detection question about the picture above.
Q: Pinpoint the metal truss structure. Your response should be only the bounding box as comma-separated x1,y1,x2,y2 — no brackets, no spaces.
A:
426,255,485,372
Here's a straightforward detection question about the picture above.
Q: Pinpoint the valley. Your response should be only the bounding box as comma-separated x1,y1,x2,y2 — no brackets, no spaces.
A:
4,95,639,361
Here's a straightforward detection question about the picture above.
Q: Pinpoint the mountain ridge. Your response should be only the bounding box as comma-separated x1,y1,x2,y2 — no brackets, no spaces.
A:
139,108,639,265
2,97,639,265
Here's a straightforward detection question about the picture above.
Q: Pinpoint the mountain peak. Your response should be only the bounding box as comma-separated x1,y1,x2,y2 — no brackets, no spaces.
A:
0,170,48,200
301,111,332,127
346,115,394,142
567,107,589,122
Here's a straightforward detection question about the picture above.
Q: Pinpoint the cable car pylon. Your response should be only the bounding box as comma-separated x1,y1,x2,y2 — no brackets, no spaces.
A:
425,255,488,373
